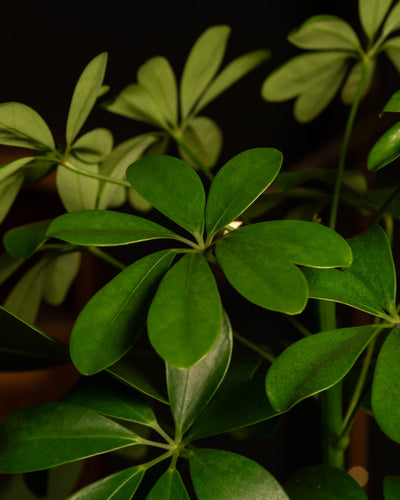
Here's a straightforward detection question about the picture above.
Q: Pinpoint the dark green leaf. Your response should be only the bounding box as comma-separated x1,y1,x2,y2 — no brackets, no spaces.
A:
66,53,108,145
288,15,361,51
148,252,222,368
46,210,180,246
0,402,141,473
372,328,400,442
63,373,157,426
0,306,68,370
384,475,400,499
302,225,397,320
3,220,51,258
187,377,280,441
70,128,113,164
206,148,282,238
266,325,378,412
42,251,81,306
189,449,289,500
367,120,400,171
126,155,206,239
167,311,232,435
67,465,145,500
70,250,176,375
0,102,55,150
180,25,231,118
285,464,368,499
359,0,392,39
0,252,24,286
146,469,190,500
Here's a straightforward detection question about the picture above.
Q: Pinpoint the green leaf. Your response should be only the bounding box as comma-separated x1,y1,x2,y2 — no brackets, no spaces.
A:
42,251,81,305
126,155,206,238
187,377,280,441
107,349,168,404
70,128,113,164
67,465,145,500
180,25,231,118
192,49,270,115
0,253,24,286
383,89,400,112
97,133,159,210
137,56,178,127
341,59,376,105
56,158,99,212
148,252,222,368
372,328,400,442
266,325,378,412
384,476,400,499
189,449,289,500
367,120,400,171
63,373,157,426
66,52,108,145
206,148,282,238
302,225,397,319
3,220,51,258
0,102,55,150
382,1,400,37
0,157,33,224
0,306,68,370
0,402,141,473
146,469,189,500
46,210,180,246
70,250,175,375
167,311,232,435
359,0,393,39
383,36,400,72
288,15,361,51
262,51,348,102
285,464,368,499
178,116,222,169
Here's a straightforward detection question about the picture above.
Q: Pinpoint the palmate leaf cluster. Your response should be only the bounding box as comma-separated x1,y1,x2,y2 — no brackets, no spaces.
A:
1,1,400,499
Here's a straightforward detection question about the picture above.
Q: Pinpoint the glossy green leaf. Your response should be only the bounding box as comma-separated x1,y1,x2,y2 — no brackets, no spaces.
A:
384,36,400,72
97,133,159,210
383,89,400,112
0,102,55,150
178,116,222,169
108,349,168,404
3,219,51,258
262,51,348,102
137,56,178,127
341,59,376,105
288,15,361,51
66,52,108,145
372,328,400,442
126,155,206,238
0,306,68,370
384,475,400,499
42,251,81,305
167,311,232,435
367,120,400,171
148,252,222,368
187,377,280,441
190,449,289,500
0,252,24,286
206,148,282,237
67,465,144,500
382,1,400,36
46,210,179,246
303,225,397,319
0,402,141,473
70,250,176,375
56,158,99,212
192,49,270,115
63,373,157,426
180,25,231,118
70,128,113,164
359,0,393,39
146,469,189,500
285,464,368,499
266,325,378,412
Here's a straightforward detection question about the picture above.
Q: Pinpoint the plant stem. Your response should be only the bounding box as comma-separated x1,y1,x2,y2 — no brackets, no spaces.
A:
138,438,172,450
141,451,174,471
233,331,275,363
87,246,127,270
151,421,175,446
59,158,132,188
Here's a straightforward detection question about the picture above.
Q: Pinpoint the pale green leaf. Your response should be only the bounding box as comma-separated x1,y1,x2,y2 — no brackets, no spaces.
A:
180,25,231,118
178,116,222,169
70,128,113,164
66,52,108,145
43,251,81,306
147,253,222,368
146,469,189,500
0,171,25,224
167,311,232,434
341,59,376,105
382,1,400,36
288,15,361,51
0,102,55,150
359,0,393,39
383,36,400,72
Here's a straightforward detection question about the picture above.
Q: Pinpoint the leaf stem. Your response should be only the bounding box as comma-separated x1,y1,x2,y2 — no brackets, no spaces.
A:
282,314,312,337
150,421,175,446
59,158,132,189
138,438,172,450
141,450,174,471
87,246,127,270
233,331,275,363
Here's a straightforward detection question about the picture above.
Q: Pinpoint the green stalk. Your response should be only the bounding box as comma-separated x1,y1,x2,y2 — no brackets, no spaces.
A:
59,158,132,188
